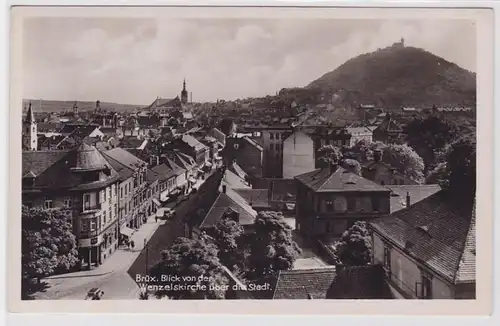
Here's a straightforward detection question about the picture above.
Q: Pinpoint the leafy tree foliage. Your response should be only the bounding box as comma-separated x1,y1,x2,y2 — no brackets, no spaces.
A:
444,135,476,204
341,158,362,176
382,143,425,183
316,145,342,168
404,115,459,170
212,214,245,273
22,206,79,284
247,211,301,278
149,237,229,299
333,221,372,266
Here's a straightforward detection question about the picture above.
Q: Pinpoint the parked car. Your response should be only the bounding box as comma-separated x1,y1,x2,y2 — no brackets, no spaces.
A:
86,288,104,300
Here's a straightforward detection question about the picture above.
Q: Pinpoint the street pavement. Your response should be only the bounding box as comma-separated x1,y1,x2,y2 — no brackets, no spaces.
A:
32,171,214,300
33,215,164,300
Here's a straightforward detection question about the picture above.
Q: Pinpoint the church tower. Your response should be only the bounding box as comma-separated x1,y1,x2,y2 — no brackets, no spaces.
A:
22,102,37,151
73,101,79,116
181,79,188,105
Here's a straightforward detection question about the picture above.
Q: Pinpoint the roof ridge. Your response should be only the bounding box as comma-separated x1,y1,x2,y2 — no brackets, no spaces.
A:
453,199,476,283
199,192,223,228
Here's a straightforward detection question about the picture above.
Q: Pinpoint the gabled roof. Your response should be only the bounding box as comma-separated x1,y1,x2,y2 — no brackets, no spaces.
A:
200,185,257,229
243,136,263,151
71,144,110,172
270,179,297,202
22,150,69,177
272,267,337,299
182,134,207,152
222,169,249,189
374,115,403,133
102,148,146,171
370,192,476,284
295,167,391,193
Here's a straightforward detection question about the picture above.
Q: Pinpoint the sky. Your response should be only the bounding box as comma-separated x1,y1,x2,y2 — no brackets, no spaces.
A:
22,18,476,105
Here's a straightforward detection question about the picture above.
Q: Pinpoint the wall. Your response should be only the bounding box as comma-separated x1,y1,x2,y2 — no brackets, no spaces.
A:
372,233,454,299
282,132,315,179
118,177,134,227
261,129,291,178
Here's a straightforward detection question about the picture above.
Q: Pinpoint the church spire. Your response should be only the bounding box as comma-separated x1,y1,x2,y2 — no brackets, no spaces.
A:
183,79,186,91
181,79,188,104
25,101,35,123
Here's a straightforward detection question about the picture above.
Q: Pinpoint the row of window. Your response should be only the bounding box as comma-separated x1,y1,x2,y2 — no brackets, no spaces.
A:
269,132,286,140
270,143,283,151
323,197,381,212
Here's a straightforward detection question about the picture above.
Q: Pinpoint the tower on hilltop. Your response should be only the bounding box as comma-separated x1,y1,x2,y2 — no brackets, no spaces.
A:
181,79,188,105
22,101,37,151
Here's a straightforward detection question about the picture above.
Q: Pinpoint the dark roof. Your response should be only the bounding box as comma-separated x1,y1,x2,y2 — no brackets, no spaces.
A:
370,192,476,284
137,116,161,128
24,102,35,123
182,134,207,151
119,137,145,149
251,178,273,190
151,163,178,180
233,189,270,208
37,123,59,132
200,186,257,229
295,167,391,193
71,144,110,172
374,115,403,133
161,157,185,176
22,150,69,177
146,169,160,184
102,148,146,171
387,184,441,213
272,267,337,299
326,265,394,299
270,179,296,202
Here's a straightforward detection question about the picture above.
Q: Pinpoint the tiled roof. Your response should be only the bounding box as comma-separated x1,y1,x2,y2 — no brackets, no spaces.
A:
455,199,476,283
295,167,391,193
71,144,110,172
118,137,144,149
151,163,178,181
233,189,270,208
146,169,160,184
272,267,337,299
223,169,250,189
102,148,146,171
375,116,403,133
200,186,257,229
270,179,296,202
386,184,441,213
327,265,394,299
370,192,476,284
22,150,69,177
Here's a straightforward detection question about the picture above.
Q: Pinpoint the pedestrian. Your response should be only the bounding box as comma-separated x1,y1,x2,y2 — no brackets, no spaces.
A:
155,215,158,223
130,240,135,249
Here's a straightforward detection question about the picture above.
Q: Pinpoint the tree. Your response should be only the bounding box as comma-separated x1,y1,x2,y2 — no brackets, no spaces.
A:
333,221,372,266
382,143,425,183
444,135,476,205
247,211,302,279
212,214,245,273
341,158,362,175
404,115,459,170
349,140,385,163
425,162,449,187
316,145,342,168
22,206,79,285
149,237,229,299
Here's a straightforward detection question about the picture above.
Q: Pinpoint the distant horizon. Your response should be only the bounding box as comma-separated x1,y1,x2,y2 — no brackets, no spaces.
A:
23,18,476,104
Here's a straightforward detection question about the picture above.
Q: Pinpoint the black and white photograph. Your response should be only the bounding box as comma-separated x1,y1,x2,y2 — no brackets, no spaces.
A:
8,5,493,314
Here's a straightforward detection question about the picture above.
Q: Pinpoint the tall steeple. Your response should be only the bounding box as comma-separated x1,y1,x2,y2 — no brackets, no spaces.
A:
23,101,37,150
73,101,79,116
181,79,188,105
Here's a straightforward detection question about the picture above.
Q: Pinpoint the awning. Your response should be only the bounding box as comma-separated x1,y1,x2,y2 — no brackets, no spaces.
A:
285,203,296,211
152,198,161,207
120,226,135,237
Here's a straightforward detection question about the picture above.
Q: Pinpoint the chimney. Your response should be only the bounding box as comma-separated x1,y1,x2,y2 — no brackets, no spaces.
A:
222,185,227,194
373,149,382,163
406,191,411,208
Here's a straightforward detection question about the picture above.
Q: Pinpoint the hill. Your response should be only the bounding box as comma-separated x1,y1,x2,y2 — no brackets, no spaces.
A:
22,99,143,113
303,45,476,109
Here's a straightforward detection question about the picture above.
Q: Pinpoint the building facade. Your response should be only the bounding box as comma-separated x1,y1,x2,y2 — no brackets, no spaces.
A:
295,166,391,239
282,131,315,179
22,144,121,268
223,136,263,179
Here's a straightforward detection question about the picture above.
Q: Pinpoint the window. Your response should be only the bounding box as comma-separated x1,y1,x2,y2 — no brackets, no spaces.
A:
120,187,123,199
281,133,286,140
108,187,111,202
90,218,97,231
270,133,274,140
63,197,72,208
114,184,117,196
325,200,334,211
125,184,128,195
416,274,433,299
103,211,107,224
381,180,385,185
114,204,117,216
383,246,391,274
128,202,131,212
43,196,53,209
372,197,380,211
421,275,432,299
270,144,274,151
109,207,112,221
347,197,356,211
83,193,91,210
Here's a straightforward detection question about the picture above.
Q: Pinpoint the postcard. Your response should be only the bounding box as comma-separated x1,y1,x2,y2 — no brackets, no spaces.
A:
8,5,493,315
